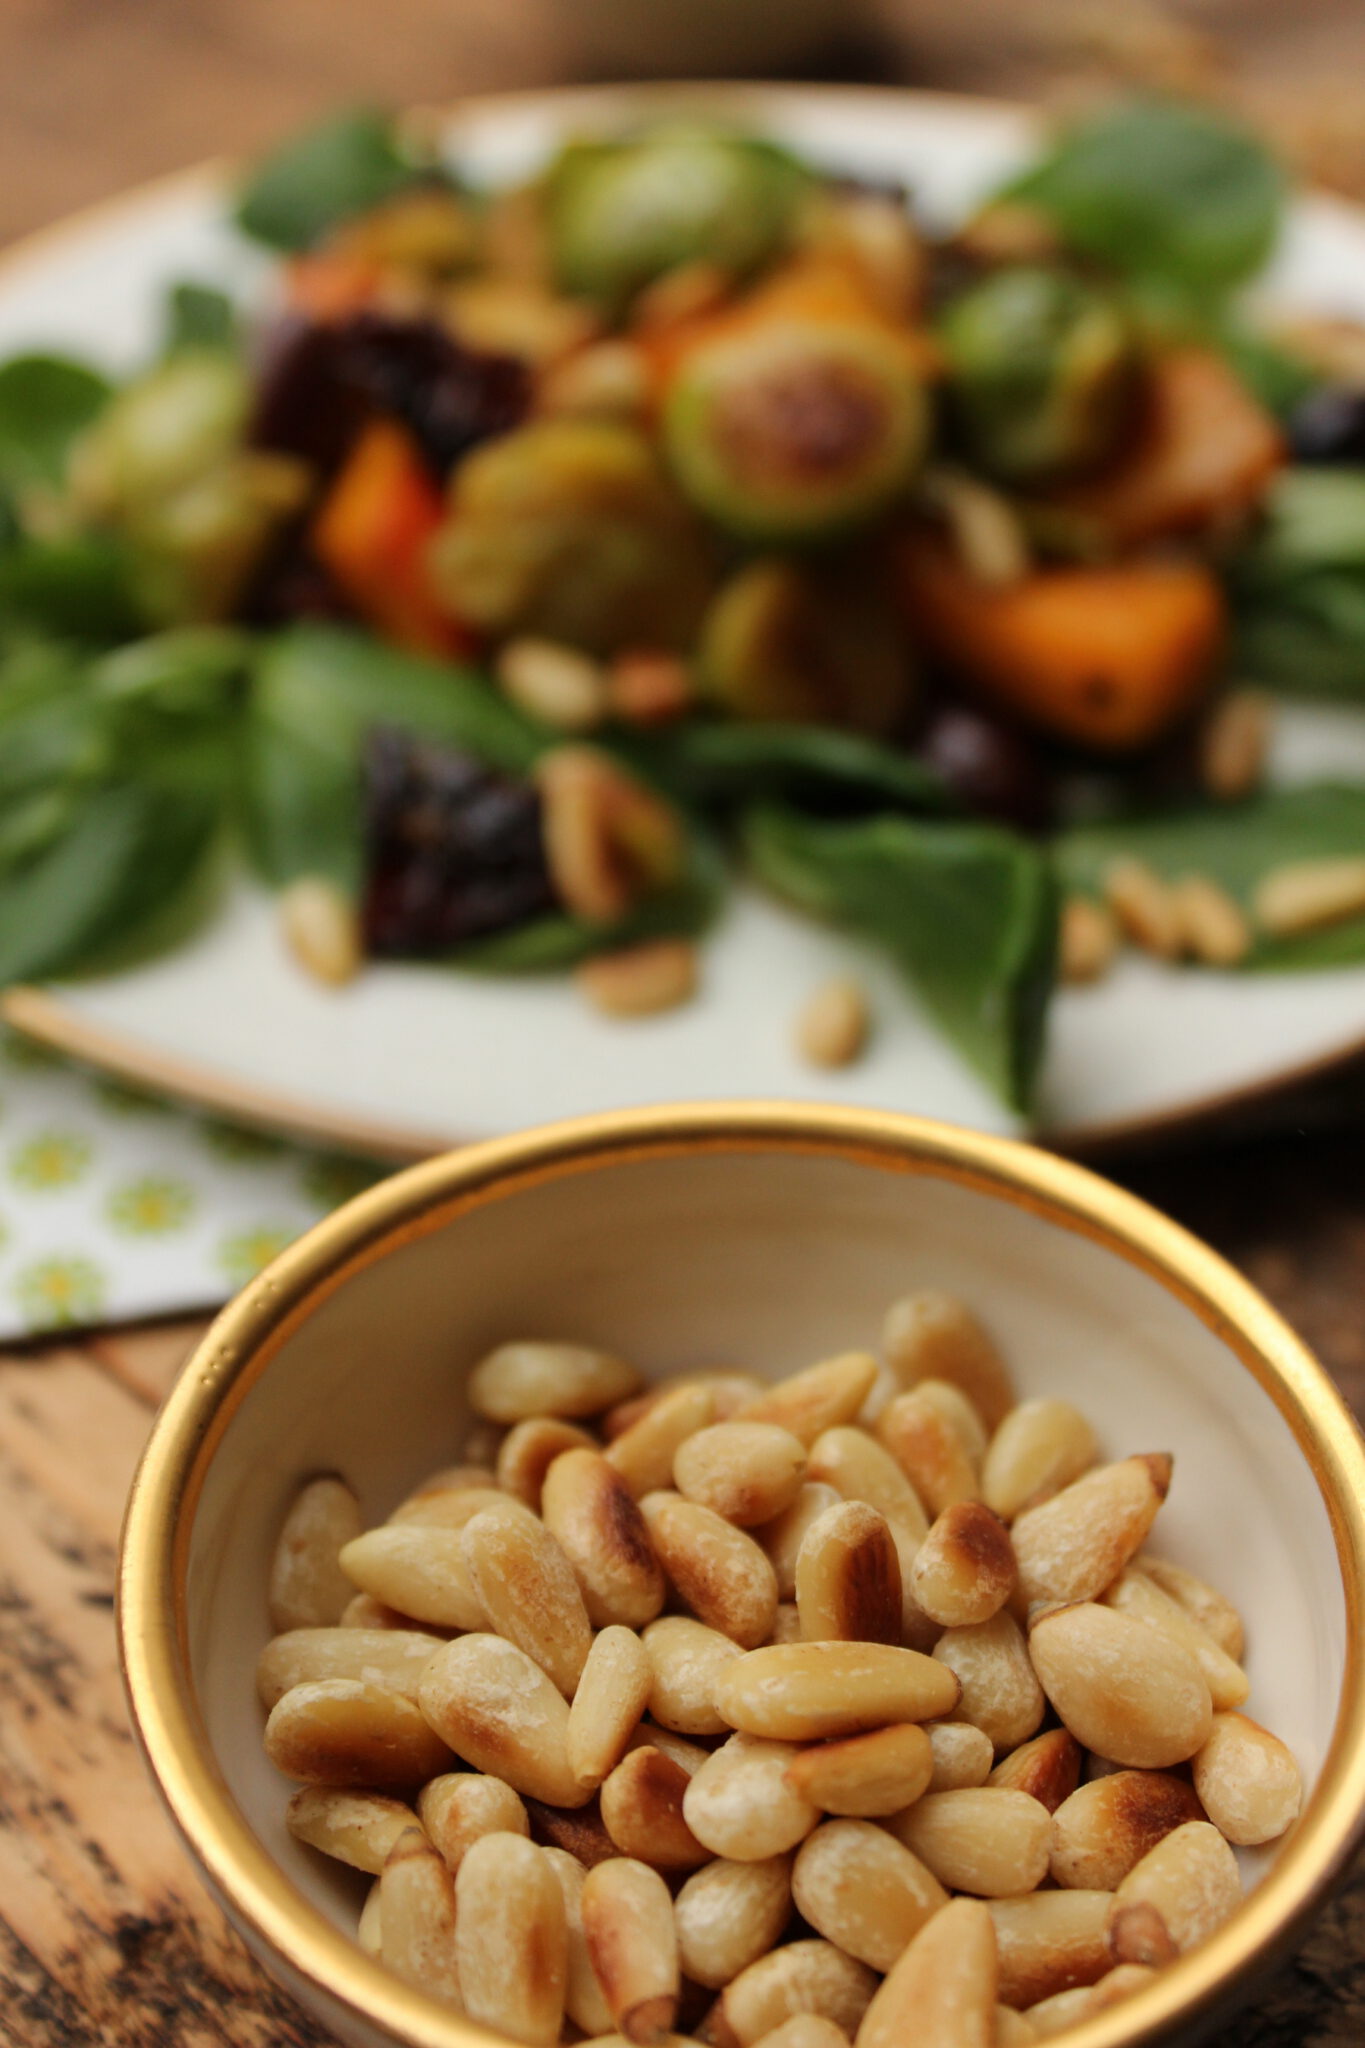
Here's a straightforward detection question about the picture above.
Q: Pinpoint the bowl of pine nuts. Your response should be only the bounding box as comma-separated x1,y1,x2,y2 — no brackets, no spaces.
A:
119,1102,1365,2048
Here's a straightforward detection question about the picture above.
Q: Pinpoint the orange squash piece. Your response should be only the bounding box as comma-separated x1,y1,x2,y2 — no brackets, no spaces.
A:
312,418,465,657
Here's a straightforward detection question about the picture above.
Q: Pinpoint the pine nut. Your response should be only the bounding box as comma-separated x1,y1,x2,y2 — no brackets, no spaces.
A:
468,1342,642,1424
982,1401,1097,1523
606,1372,766,1440
1104,858,1183,959
987,1891,1114,2008
542,1846,616,2037
1256,855,1365,936
643,1615,744,1735
497,1418,598,1507
913,1378,989,1462
381,1825,462,2008
582,1857,680,2045
627,1723,712,1778
1059,896,1120,986
987,1728,1081,1812
793,1819,947,1969
720,1940,879,2047
1171,874,1252,967
1011,1455,1171,1609
285,1786,418,1874
712,1641,960,1742
1108,1821,1241,1958
795,978,870,1069
608,649,695,726
607,1383,717,1498
639,1492,778,1648
807,1426,930,1543
739,1354,880,1448
257,1626,444,1709
876,1392,978,1519
417,1634,588,1806
674,1854,795,1990
339,1592,409,1629
1191,1711,1302,1844
1105,1898,1178,1968
924,1719,995,1791
675,1422,809,1527
340,1525,487,1630
932,1610,1045,1755
280,877,363,987
1049,1770,1204,1890
1136,1554,1244,1661
578,940,700,1019
418,1771,529,1873
496,637,609,732
569,1625,653,1787
1103,1567,1249,1711
600,1745,711,1870
881,1291,1014,1431
928,463,1031,587
388,1482,510,1530
1029,1603,1212,1769
462,1501,592,1696
751,2020,850,2048
358,1878,383,1955
536,745,683,924
456,1833,567,2046
783,1723,933,1818
544,1450,667,1628
264,1678,453,1788
909,1501,1015,1628
400,1459,503,1500
683,1734,821,1861
855,1896,996,2048
794,1501,903,1646
763,1484,845,1601
888,1787,1051,1898
1200,689,1271,801
269,1475,362,1632
539,339,650,421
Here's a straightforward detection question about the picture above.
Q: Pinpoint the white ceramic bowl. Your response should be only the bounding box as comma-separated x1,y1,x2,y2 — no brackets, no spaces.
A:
119,1103,1365,2048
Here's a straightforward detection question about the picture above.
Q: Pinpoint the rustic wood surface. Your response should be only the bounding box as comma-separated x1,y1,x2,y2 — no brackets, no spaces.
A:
3,2,1365,2042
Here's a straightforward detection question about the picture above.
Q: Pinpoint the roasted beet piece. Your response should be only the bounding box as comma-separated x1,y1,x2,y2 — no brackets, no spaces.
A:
362,727,558,955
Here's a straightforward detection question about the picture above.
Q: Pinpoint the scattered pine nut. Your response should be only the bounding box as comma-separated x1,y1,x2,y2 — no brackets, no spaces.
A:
1103,857,1183,959
1171,874,1252,967
578,939,699,1018
539,339,650,421
496,636,609,732
1058,895,1120,985
609,650,695,726
1253,856,1365,937
279,877,363,987
1199,688,1272,801
796,978,871,1069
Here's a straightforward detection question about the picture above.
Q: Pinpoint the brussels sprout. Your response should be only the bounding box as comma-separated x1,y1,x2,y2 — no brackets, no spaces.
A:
699,557,914,736
938,266,1138,485
545,127,810,315
663,319,929,544
71,352,251,518
125,452,311,623
429,418,715,655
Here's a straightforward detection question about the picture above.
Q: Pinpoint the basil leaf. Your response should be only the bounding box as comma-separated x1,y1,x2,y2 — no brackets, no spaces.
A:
236,108,430,250
619,720,947,819
0,532,145,643
0,353,112,488
1229,469,1365,699
163,281,239,357
744,804,1058,1111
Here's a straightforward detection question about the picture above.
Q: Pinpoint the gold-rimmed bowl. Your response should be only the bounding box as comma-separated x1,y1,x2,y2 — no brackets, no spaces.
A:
119,1102,1365,2048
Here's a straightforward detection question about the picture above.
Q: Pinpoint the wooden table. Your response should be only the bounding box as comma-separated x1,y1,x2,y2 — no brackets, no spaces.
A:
3,3,1365,2040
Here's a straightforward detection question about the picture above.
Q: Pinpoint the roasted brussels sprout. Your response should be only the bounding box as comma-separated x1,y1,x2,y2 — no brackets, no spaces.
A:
664,320,929,545
429,418,715,654
124,452,312,623
699,557,914,736
545,127,810,316
938,266,1138,485
72,352,251,517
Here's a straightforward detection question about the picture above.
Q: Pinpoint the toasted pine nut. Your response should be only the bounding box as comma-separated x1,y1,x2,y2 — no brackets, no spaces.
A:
608,1384,717,1498
1020,1983,1092,2037
606,1371,767,1440
806,1426,930,1543
627,1722,712,1778
358,1877,383,1955
388,1483,528,1532
496,637,609,732
286,1786,417,1874
987,1728,1081,1812
600,1744,710,1871
675,1421,809,1527
987,1891,1114,2008
924,1718,995,1791
536,744,683,924
381,1826,462,2008
264,1678,453,1789
468,1342,642,1424
608,649,695,726
582,1857,680,2045
932,1609,1045,1754
735,1354,879,1448
720,1939,879,2048
1049,1770,1204,1890
913,1378,990,1462
751,2020,850,2048
1103,1568,1249,1711
1011,1455,1171,1609
1106,1899,1178,1968
568,1624,652,1787
929,462,1031,587
1136,1554,1245,1661
888,1787,1051,1898
634,259,731,330
543,1450,667,1628
497,1418,598,1507
269,1475,362,1632
674,1854,795,1989
908,1501,1015,1628
1255,855,1365,936
643,1615,744,1735
794,1819,947,1970
339,1592,409,1629
257,1627,444,1710
783,1722,933,1818
1059,896,1120,986
796,979,870,1069
855,1896,996,2048
280,877,363,987
418,1772,529,1873
539,339,650,421
711,1641,960,1742
417,1634,588,1807
795,1501,902,1646
401,1459,503,1500
1104,858,1182,959
763,1484,845,1601
578,940,700,1018
1108,1821,1241,1959
1171,874,1252,967
542,1846,616,2036
1201,688,1273,798
1192,1711,1302,1844
881,1291,1014,1431
340,1525,486,1631
982,1401,1098,1522
456,1833,567,2045
683,1733,821,1861
1029,1603,1212,1769
639,1492,778,1648
876,1392,978,1519
461,1501,592,1696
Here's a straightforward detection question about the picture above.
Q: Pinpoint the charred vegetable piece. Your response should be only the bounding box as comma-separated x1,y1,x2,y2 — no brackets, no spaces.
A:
310,418,460,655
699,558,913,735
938,266,1137,484
362,726,558,954
663,320,928,543
545,127,809,316
429,418,715,655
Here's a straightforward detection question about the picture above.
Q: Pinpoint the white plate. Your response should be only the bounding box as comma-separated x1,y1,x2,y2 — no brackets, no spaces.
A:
7,83,1365,1153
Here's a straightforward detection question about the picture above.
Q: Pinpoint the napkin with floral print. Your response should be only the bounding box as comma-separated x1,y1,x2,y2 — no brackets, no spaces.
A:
0,1024,383,1338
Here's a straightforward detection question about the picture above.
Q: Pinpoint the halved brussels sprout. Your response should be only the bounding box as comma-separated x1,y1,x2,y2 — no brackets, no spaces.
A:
545,127,810,316
126,453,311,623
71,352,251,518
664,319,929,545
938,266,1138,485
429,418,715,654
699,557,914,736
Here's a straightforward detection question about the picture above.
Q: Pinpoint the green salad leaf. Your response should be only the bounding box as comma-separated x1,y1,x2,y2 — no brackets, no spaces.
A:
235,108,433,250
1230,468,1365,699
0,532,146,643
0,352,112,489
162,280,240,357
617,719,948,819
744,804,1058,1111
457,834,725,972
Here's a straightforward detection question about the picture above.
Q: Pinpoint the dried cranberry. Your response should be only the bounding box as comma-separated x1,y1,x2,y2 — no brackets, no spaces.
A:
918,702,1055,832
362,728,558,955
342,312,529,478
1286,384,1365,465
249,317,367,474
